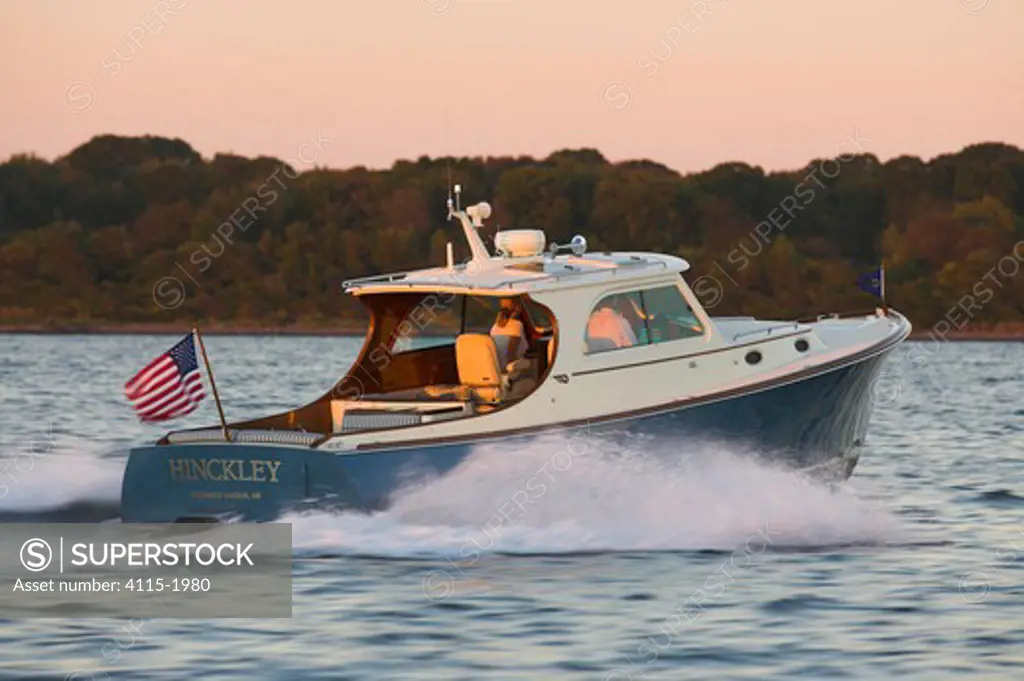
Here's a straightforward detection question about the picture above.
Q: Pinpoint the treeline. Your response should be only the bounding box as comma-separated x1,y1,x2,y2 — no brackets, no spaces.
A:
1,135,1023,331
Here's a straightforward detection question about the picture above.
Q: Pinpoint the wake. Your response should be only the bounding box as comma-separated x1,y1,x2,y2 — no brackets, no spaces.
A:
0,431,908,551
0,434,123,521
286,433,905,558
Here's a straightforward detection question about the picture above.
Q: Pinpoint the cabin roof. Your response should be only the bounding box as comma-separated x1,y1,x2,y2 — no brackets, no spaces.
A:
342,252,690,296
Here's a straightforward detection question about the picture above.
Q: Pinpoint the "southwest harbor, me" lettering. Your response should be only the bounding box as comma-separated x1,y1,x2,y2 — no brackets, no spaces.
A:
168,458,282,483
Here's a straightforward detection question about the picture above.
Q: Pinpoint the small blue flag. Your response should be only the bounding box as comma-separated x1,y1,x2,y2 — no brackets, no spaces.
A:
857,266,885,299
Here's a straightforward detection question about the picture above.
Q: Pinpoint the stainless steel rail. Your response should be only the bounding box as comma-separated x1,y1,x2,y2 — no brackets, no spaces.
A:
731,322,802,342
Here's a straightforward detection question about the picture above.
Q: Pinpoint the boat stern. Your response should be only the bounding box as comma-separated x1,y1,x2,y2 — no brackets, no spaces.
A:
120,442,350,522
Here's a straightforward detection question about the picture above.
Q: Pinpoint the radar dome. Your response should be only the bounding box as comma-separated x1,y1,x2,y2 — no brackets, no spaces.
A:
495,230,546,258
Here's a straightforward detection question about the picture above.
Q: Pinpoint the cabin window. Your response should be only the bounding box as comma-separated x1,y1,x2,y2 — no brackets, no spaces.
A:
460,295,550,336
522,298,554,334
585,292,647,353
462,296,501,334
640,285,705,343
389,292,462,353
585,284,704,355
388,293,555,355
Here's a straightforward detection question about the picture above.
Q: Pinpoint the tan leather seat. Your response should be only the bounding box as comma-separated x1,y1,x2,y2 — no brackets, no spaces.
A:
455,334,506,403
423,334,508,404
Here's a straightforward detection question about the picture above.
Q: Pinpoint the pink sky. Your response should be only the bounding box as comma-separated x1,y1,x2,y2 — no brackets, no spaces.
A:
2,0,1022,173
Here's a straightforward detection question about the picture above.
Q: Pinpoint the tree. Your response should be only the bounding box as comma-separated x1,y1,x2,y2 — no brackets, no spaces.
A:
0,134,1021,331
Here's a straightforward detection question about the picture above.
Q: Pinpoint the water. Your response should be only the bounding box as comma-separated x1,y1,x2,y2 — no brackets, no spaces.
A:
0,335,1022,680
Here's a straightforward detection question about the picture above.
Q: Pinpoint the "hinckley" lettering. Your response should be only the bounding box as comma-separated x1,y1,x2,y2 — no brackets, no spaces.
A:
168,458,282,483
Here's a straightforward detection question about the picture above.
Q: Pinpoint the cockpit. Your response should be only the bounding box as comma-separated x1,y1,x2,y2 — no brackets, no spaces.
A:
320,291,556,431
229,291,558,437
337,291,555,401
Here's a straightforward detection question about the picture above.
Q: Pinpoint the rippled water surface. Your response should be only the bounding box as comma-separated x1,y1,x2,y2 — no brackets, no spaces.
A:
0,335,1022,680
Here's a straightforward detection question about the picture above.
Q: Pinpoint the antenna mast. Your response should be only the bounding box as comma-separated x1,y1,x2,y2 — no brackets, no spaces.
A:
444,109,460,214
441,112,490,265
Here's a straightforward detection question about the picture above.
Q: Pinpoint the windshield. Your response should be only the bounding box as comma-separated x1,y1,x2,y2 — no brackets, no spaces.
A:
387,293,554,355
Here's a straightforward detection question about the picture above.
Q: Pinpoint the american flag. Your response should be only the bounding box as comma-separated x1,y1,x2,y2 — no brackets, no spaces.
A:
125,333,206,422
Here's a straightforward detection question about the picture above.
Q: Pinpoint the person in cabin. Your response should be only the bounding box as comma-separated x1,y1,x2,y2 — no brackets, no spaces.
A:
490,298,528,369
586,296,640,351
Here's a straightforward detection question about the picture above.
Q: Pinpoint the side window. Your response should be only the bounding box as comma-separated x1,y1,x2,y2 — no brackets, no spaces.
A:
391,293,462,353
463,296,551,336
641,285,704,343
522,298,554,335
585,292,648,354
463,296,500,334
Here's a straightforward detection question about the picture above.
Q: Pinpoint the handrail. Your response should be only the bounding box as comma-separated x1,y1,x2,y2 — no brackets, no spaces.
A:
729,307,890,342
164,428,322,446
793,308,884,323
731,322,802,342
342,257,672,293
342,270,420,289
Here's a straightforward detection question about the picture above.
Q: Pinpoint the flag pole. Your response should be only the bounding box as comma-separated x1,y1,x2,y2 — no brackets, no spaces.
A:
193,322,230,442
880,261,887,312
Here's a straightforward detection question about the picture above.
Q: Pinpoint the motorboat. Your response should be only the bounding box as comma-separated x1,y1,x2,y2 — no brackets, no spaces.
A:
120,190,911,522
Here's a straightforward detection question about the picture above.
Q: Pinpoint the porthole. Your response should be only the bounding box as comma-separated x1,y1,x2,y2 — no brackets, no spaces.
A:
794,339,810,353
745,350,762,365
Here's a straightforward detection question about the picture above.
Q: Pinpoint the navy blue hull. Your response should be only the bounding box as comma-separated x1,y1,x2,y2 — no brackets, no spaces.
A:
120,353,888,522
